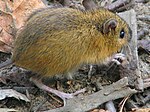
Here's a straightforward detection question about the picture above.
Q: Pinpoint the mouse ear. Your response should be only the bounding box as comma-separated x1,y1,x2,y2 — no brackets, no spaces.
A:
102,19,117,34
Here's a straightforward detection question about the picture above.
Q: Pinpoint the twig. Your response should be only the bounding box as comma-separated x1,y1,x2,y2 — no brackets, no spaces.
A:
135,0,149,3
0,86,37,93
115,1,134,12
105,100,116,112
142,94,150,104
88,65,93,79
82,0,98,10
44,77,137,112
119,95,131,112
34,99,47,112
143,77,150,88
137,28,149,39
63,0,72,7
137,15,150,22
118,9,144,90
48,93,63,104
138,39,150,53
105,0,134,12
126,99,138,109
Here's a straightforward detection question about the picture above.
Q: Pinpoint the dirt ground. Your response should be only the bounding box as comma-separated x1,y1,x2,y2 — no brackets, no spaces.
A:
0,0,149,112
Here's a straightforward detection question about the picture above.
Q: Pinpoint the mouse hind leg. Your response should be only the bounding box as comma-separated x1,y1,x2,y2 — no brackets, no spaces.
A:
30,77,86,106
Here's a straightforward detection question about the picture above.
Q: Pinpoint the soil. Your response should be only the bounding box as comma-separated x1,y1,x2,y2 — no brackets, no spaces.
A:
0,1,149,112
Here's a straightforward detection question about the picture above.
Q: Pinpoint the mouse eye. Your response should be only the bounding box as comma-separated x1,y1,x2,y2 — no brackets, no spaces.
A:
120,29,125,39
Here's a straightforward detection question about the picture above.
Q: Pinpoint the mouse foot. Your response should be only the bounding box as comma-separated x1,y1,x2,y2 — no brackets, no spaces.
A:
111,53,126,65
30,77,86,106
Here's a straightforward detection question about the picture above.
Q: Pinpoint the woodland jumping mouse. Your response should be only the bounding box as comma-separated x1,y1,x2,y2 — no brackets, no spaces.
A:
1,7,131,105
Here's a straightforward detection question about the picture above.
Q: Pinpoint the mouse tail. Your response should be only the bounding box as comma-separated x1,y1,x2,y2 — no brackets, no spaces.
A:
0,59,14,69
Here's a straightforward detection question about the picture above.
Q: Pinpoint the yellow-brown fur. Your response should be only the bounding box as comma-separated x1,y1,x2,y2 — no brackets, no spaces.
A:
12,7,131,77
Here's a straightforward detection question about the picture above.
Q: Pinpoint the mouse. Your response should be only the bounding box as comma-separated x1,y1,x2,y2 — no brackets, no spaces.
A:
0,7,131,105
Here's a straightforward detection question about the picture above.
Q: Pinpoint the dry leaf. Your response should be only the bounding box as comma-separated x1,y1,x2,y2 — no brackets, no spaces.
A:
4,0,24,12
0,108,18,112
90,109,110,112
131,108,150,112
12,0,46,29
0,89,30,102
138,39,150,52
0,77,7,84
0,1,7,12
0,41,12,53
0,10,15,52
0,0,46,53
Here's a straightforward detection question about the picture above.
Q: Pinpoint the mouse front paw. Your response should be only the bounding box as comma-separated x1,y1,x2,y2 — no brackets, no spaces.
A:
111,53,128,65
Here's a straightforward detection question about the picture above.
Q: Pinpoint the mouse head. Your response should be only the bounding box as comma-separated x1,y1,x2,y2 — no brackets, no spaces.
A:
93,16,132,58
85,10,132,63
102,18,131,41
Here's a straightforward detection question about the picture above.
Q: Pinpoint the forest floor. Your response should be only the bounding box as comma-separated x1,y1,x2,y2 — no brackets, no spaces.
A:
0,0,149,112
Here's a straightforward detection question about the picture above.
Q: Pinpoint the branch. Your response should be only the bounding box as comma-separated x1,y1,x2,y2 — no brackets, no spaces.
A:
105,0,134,12
44,77,137,112
82,0,98,10
118,9,144,90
